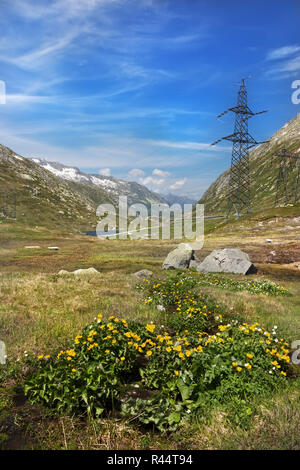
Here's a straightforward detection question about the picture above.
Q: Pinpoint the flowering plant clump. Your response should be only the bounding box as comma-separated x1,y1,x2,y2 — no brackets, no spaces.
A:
137,274,199,309
25,315,145,416
193,272,290,296
136,273,223,333
25,274,292,430
120,315,290,430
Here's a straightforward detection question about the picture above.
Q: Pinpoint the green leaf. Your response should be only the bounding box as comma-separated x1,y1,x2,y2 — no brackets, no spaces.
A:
168,412,181,424
177,379,193,401
81,390,88,404
95,407,104,417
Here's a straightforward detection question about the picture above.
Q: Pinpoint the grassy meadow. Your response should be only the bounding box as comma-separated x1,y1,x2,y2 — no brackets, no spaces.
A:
0,210,300,450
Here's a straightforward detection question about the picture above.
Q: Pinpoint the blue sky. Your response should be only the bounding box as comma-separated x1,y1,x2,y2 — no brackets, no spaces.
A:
0,0,299,199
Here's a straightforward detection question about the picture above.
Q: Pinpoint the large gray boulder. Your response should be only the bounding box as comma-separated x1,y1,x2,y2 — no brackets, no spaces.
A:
162,243,194,270
195,248,257,275
189,260,200,270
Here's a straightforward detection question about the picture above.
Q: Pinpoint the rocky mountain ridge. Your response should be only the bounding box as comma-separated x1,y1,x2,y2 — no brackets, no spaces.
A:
0,144,114,230
30,158,166,207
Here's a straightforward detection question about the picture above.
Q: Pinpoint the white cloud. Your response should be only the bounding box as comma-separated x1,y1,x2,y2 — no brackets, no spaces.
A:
265,45,300,78
145,138,227,151
11,0,117,20
139,176,165,186
99,167,111,176
0,31,79,71
152,168,170,177
267,45,300,61
167,34,201,45
266,55,300,77
169,178,187,190
128,168,145,178
279,55,300,72
5,94,55,105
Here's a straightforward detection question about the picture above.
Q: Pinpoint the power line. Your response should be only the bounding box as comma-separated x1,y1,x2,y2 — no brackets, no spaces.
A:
211,78,267,218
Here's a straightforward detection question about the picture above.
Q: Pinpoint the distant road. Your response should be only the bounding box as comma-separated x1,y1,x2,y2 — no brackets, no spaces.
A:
181,215,224,221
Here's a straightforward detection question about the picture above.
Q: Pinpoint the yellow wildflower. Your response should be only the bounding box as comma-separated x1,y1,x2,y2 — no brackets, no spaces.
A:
146,323,155,334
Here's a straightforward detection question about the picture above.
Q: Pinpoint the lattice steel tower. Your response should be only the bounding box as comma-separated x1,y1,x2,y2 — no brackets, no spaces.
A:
212,79,267,218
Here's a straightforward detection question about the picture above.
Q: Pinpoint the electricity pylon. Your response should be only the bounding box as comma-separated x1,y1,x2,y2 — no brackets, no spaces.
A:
274,148,300,206
211,79,267,218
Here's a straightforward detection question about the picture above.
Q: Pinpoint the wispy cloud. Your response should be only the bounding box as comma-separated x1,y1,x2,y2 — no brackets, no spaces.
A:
10,0,120,21
128,168,145,178
169,178,187,190
14,34,77,69
279,55,300,73
139,176,165,186
265,44,300,78
143,138,228,152
152,168,170,177
267,45,300,60
5,94,55,105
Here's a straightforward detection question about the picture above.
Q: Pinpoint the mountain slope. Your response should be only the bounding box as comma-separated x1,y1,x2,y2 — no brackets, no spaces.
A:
199,113,300,215
163,193,197,208
0,144,115,231
31,158,166,207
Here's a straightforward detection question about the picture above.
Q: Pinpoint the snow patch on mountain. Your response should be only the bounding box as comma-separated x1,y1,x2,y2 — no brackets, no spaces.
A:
30,158,167,206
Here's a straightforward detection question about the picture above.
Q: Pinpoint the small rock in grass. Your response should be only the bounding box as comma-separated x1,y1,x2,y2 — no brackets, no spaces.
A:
48,246,59,250
133,269,153,279
73,267,99,276
265,239,272,243
24,246,41,249
58,270,70,275
58,267,99,276
0,340,6,365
